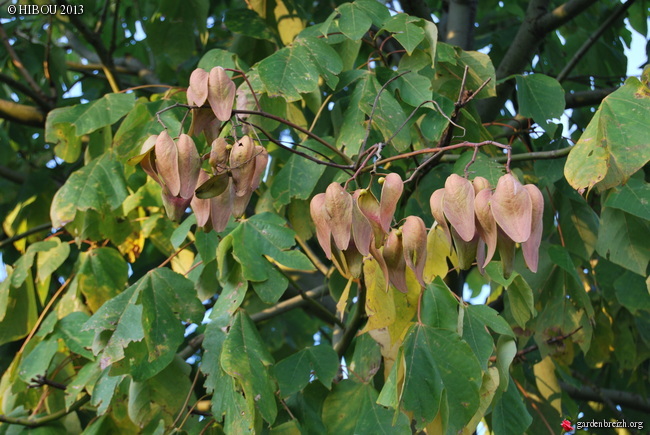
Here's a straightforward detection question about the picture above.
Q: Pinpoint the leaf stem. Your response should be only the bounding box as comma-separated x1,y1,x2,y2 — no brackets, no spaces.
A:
0,394,90,428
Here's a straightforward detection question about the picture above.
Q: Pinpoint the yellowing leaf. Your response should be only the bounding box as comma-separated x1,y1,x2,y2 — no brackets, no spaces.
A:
360,258,396,334
424,226,457,282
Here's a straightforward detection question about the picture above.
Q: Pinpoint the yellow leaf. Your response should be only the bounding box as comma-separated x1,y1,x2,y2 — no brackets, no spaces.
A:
171,249,195,275
424,226,458,282
274,0,304,45
360,258,396,334
336,276,354,320
387,268,419,345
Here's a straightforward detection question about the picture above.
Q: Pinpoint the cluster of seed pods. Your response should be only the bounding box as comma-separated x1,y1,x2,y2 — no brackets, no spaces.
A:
430,173,544,276
130,66,268,231
310,174,427,293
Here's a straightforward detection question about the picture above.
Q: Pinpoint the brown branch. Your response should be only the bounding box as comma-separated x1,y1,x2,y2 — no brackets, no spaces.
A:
556,0,636,82
0,99,45,127
0,395,89,428
565,87,616,108
177,285,330,359
559,382,650,414
0,164,27,184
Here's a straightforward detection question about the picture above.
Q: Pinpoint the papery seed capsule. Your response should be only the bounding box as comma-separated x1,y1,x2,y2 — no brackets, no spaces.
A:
176,134,201,200
383,229,408,293
310,193,332,259
402,216,427,286
207,67,236,122
472,176,491,194
230,136,255,197
161,189,191,222
357,189,385,247
250,145,268,190
351,190,373,256
191,170,212,228
443,174,475,242
155,131,181,197
195,172,230,199
430,188,451,245
209,137,229,174
522,184,544,272
210,179,233,232
187,68,209,107
474,189,497,267
325,183,353,251
491,174,532,243
379,173,403,232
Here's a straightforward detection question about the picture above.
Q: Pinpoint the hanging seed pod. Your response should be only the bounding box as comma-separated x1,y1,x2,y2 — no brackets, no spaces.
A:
207,67,236,122
522,184,544,272
443,174,475,242
161,190,190,222
250,145,268,190
229,136,255,197
155,131,181,197
401,216,427,286
195,172,230,199
472,176,491,194
383,229,408,293
232,188,254,217
324,182,353,251
351,190,373,256
491,174,532,243
379,173,403,232
210,180,233,232
430,188,451,245
191,170,212,228
187,68,209,107
357,189,385,248
474,188,497,268
209,137,230,174
176,134,201,200
310,193,332,259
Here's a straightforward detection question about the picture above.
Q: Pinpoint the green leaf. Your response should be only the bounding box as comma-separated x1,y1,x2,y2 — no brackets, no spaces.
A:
614,270,650,314
225,9,275,41
420,277,459,330
564,77,650,191
50,153,129,228
596,207,650,276
604,177,650,220
35,237,70,283
506,275,535,328
170,214,196,249
45,93,135,141
323,380,411,434
18,338,59,383
401,324,481,431
336,3,372,41
54,312,95,359
295,36,343,90
516,74,565,136
466,305,514,337
221,311,277,424
354,0,391,27
258,44,320,102
463,308,496,371
128,357,193,428
453,150,505,186
12,240,59,287
84,268,204,381
383,14,425,55
228,212,314,303
65,360,102,409
270,153,326,208
74,247,128,313
391,71,433,107
491,379,533,435
274,345,339,397
495,336,516,392
556,181,600,261
0,271,38,346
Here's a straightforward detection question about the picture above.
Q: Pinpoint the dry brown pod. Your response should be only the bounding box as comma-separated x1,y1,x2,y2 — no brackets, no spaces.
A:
324,182,353,252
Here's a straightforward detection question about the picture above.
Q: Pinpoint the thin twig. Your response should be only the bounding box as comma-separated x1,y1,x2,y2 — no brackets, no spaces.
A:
0,395,89,428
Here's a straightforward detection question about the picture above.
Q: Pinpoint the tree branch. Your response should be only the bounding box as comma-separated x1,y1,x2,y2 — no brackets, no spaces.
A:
0,99,45,127
565,87,615,108
559,382,650,414
177,285,330,359
0,395,90,428
0,223,52,249
0,164,27,184
400,0,432,20
556,0,636,82
537,0,605,34
445,0,477,50
0,73,52,111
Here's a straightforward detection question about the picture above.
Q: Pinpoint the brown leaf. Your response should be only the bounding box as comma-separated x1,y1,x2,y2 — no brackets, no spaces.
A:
176,134,201,199
325,183,353,251
383,229,408,293
443,174,475,242
191,170,212,228
229,136,255,197
491,174,532,243
352,190,373,256
187,68,209,107
379,173,403,232
522,184,544,272
474,189,497,267
310,193,332,259
155,131,181,197
207,66,236,122
402,216,427,285
429,188,451,245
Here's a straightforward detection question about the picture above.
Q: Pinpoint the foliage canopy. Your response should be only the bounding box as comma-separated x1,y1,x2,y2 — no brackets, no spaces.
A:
0,0,649,433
